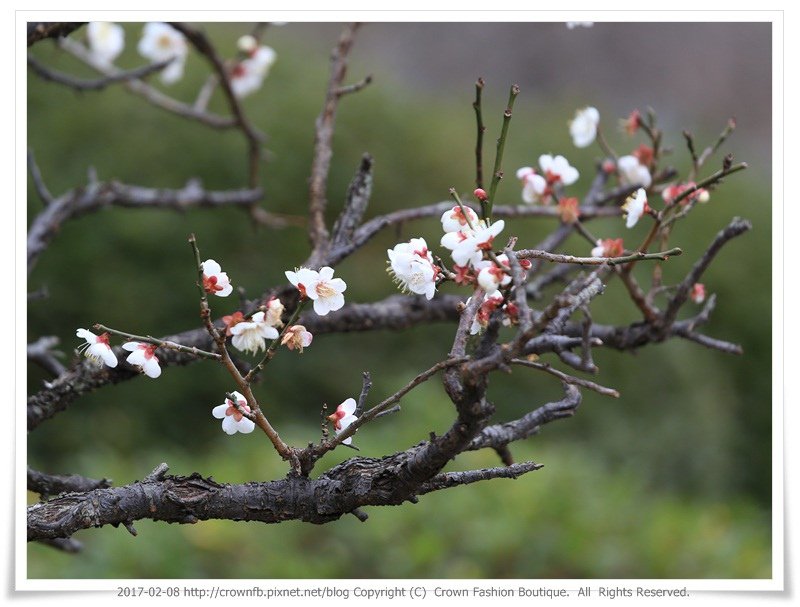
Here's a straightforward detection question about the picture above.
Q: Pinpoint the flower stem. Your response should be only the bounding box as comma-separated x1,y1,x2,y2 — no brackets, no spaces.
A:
448,188,477,231
94,324,221,360
473,77,486,195
486,84,520,220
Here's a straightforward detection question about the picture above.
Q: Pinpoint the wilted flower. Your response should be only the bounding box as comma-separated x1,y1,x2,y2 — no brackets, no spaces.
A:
211,391,255,435
569,106,599,148
264,297,285,328
622,188,648,228
137,22,188,84
469,292,505,335
86,22,125,66
281,325,313,352
230,311,279,354
201,259,233,297
621,109,642,135
76,328,117,368
121,342,161,378
222,311,245,336
557,197,580,224
591,238,625,258
327,397,358,445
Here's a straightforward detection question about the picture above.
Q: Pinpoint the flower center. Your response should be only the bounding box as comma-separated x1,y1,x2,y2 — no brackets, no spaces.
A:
203,274,223,293
157,34,173,50
316,281,337,299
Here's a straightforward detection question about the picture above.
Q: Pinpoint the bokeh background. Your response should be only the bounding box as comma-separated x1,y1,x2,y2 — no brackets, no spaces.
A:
27,21,772,579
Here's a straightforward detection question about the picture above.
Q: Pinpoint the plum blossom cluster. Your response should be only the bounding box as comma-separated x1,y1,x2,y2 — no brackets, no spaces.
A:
386,198,534,332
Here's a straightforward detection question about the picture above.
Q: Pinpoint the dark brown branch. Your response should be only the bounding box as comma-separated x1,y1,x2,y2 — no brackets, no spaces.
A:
659,217,752,333
168,23,264,188
307,23,366,267
58,37,239,130
511,359,619,397
28,22,84,46
28,54,173,91
417,461,543,495
330,154,374,252
27,467,112,500
27,176,270,276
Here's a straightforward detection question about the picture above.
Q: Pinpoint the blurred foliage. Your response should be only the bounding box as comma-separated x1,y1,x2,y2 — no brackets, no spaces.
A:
27,22,771,579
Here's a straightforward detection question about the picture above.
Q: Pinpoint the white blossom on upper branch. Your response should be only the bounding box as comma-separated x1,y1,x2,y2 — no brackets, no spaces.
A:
569,106,599,148
86,22,125,66
137,22,188,84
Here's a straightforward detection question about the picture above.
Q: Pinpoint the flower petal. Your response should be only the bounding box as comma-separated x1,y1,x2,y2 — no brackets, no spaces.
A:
212,404,228,419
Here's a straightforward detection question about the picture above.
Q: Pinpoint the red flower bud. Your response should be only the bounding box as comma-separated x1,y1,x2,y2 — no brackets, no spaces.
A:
474,188,488,201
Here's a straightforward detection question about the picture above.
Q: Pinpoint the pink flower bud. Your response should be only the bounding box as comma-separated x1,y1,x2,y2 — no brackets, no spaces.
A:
474,188,488,201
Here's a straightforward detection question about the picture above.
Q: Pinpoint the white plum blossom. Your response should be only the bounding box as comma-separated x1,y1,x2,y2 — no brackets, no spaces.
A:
569,107,600,148
474,256,512,294
441,220,505,267
622,188,648,228
86,22,125,66
212,391,255,435
617,155,652,188
387,238,438,300
230,311,279,355
539,154,579,186
327,397,358,445
201,259,233,297
516,167,547,204
285,267,347,316
281,325,313,353
440,205,478,233
76,329,118,368
121,342,161,378
137,22,188,84
230,45,277,98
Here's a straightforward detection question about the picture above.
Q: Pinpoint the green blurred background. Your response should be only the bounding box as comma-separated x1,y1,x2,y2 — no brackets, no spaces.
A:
27,21,772,579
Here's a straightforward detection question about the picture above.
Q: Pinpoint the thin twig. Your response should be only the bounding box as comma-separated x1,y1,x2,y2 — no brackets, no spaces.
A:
486,84,520,218
306,23,366,266
473,77,486,192
94,324,221,360
516,247,682,266
28,54,173,91
511,359,619,397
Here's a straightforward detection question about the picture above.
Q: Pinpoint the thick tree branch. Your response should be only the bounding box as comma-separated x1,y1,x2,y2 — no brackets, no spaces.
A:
28,22,84,46
27,467,112,500
27,174,273,276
